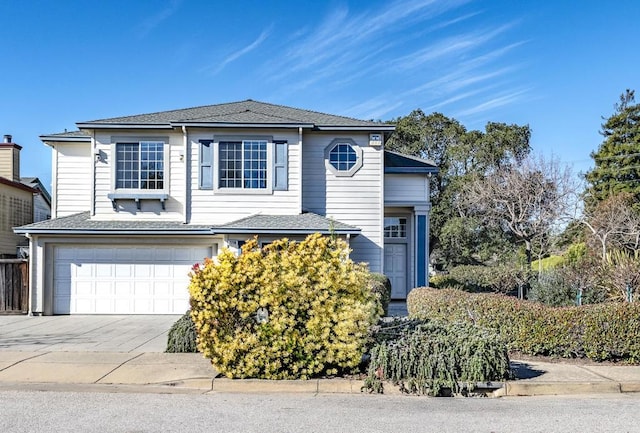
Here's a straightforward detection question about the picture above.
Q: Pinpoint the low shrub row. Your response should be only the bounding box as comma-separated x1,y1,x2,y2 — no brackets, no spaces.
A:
407,288,640,363
364,318,511,396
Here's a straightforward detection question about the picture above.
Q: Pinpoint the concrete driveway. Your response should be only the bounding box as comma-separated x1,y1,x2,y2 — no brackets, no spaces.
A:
0,315,181,353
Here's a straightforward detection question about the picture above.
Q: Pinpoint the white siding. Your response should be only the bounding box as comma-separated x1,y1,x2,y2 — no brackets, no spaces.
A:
92,131,184,220
189,129,301,224
53,142,91,217
384,174,428,204
302,132,383,273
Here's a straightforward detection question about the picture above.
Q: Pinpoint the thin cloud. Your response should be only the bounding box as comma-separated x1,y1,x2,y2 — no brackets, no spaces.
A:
137,0,183,38
204,26,272,75
394,23,517,71
343,97,405,120
455,88,531,117
265,0,466,83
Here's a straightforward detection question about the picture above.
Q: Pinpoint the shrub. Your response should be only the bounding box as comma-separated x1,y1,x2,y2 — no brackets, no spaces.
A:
407,287,640,363
189,234,379,379
166,311,198,353
368,273,392,316
528,269,576,307
599,250,640,302
434,264,525,294
531,255,565,271
529,261,605,307
364,318,511,395
428,273,463,290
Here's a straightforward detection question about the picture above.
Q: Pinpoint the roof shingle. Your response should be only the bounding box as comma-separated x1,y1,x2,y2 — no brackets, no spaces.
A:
14,211,360,236
78,100,390,129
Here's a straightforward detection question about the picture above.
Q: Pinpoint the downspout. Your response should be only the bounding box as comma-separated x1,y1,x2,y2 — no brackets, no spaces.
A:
91,130,96,216
182,125,189,224
298,126,303,214
26,233,33,315
380,133,385,274
50,143,58,218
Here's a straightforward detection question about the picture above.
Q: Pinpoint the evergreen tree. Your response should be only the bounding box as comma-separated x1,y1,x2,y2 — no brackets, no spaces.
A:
585,90,640,207
386,110,531,268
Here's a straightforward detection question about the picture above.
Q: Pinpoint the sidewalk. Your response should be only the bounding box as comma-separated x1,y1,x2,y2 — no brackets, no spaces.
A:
1,350,640,396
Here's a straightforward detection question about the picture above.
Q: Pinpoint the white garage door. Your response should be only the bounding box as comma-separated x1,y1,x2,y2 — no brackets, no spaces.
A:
52,245,211,314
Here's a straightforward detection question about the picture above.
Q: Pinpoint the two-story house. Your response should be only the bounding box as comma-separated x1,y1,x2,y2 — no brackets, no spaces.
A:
0,135,40,258
16,100,437,315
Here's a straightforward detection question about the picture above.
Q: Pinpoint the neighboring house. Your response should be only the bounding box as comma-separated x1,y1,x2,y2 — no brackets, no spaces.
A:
0,135,37,258
21,177,52,222
15,100,437,315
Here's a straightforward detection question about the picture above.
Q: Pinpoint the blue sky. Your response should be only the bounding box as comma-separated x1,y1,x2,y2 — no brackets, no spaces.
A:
1,0,638,191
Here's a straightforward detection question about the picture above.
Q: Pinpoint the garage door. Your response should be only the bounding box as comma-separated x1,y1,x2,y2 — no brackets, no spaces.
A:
52,245,211,314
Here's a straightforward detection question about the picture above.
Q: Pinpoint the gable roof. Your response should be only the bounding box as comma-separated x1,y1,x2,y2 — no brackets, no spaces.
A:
14,211,360,236
40,130,91,143
76,100,395,131
20,177,51,205
384,150,439,174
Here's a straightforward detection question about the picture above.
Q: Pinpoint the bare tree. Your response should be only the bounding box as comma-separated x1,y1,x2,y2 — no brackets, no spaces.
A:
465,154,579,268
581,192,640,261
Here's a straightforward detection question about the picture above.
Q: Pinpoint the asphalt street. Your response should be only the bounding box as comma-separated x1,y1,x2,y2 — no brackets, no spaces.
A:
1,390,639,433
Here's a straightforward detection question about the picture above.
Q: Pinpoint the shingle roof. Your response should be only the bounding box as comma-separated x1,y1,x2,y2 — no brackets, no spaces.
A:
40,130,91,142
215,213,360,235
13,212,212,234
14,211,360,236
77,100,392,130
20,177,52,204
384,150,439,174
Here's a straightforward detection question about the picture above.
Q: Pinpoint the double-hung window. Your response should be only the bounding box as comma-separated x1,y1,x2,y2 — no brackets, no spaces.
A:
198,137,288,192
116,141,165,190
219,140,268,189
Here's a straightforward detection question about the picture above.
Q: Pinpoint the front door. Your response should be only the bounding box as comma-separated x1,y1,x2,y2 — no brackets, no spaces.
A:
384,244,407,299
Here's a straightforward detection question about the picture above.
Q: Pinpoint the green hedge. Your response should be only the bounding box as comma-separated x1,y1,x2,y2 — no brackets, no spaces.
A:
407,288,640,363
368,273,392,316
364,318,511,396
166,311,198,353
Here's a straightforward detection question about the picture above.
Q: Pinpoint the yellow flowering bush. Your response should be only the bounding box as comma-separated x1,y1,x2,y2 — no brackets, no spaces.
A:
189,233,379,379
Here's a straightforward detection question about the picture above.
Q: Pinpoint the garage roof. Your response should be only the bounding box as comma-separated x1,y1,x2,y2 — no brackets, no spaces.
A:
14,211,360,236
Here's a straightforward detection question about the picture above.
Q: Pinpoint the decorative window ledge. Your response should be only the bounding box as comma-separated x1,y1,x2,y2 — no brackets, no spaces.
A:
107,192,169,210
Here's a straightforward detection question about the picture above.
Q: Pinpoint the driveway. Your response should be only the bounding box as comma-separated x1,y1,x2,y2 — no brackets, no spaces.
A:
0,315,181,353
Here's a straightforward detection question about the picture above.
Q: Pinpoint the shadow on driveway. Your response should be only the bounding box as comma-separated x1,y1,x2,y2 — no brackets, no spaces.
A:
0,315,181,353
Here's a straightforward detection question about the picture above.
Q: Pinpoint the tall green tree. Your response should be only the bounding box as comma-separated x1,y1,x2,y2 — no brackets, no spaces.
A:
386,110,531,268
585,89,640,207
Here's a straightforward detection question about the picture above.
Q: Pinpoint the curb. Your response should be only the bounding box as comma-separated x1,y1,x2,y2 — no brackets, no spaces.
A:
210,378,364,394
500,381,622,396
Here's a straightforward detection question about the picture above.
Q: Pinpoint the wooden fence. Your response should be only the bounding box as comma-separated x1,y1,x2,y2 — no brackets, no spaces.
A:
0,259,28,314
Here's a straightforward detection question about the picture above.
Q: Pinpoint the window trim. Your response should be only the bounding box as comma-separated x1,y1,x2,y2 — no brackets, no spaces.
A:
212,135,275,195
324,138,363,177
110,136,169,194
